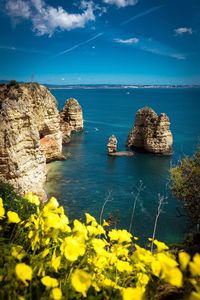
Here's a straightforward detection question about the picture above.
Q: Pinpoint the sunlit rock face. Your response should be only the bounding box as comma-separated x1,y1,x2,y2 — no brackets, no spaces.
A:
0,82,63,196
126,107,173,155
107,134,118,154
60,98,84,144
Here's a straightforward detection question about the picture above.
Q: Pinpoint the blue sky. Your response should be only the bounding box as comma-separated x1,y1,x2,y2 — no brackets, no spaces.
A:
0,0,200,84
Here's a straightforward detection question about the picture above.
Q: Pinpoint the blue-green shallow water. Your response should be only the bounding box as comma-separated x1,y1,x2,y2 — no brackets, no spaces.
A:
45,88,200,244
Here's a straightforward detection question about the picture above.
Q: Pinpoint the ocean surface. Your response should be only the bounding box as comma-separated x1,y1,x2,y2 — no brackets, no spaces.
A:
45,88,200,244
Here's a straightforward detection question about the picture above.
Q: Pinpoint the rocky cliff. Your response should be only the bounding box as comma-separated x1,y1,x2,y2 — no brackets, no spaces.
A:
60,98,83,144
0,81,63,197
126,107,173,155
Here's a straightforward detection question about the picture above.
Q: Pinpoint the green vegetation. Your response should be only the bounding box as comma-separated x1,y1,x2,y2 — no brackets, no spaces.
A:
0,193,200,299
0,180,36,220
170,148,200,231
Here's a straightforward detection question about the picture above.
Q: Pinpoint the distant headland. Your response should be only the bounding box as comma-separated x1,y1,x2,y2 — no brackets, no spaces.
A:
0,80,199,89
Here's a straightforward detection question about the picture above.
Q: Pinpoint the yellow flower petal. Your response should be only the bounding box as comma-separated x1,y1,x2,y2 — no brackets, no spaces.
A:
11,245,26,260
41,276,58,288
71,269,91,297
189,253,200,276
122,287,144,300
51,287,62,300
15,263,32,285
179,251,190,270
7,211,21,223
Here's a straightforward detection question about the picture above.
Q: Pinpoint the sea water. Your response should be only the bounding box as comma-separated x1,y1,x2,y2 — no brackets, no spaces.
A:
45,88,200,244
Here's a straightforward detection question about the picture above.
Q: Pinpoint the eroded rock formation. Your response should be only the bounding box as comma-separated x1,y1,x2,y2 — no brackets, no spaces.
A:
126,107,173,155
107,135,118,154
60,98,83,144
0,81,63,196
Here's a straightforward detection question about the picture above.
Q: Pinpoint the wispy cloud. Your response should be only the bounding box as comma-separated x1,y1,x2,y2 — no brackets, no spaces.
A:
6,0,95,36
174,27,193,36
141,46,186,60
114,37,139,44
121,4,164,25
113,36,187,60
51,32,103,58
103,0,138,8
0,45,48,54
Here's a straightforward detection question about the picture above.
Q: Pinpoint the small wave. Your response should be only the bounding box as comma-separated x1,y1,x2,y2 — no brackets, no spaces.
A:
84,119,129,129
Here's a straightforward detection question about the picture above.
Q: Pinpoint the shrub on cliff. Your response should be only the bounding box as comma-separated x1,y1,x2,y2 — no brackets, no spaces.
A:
0,194,200,299
0,180,36,220
170,148,200,231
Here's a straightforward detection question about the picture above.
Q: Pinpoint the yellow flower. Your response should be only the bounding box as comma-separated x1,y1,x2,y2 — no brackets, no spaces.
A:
73,219,88,240
7,211,21,223
51,287,62,300
156,253,183,287
189,253,200,277
164,267,183,287
157,253,178,269
103,219,109,226
60,236,85,261
0,198,5,219
15,263,32,285
151,260,161,277
122,287,144,300
92,238,107,255
116,260,133,273
45,197,59,210
85,213,97,224
109,229,132,243
41,276,58,288
44,212,61,229
11,245,26,260
24,192,40,206
179,251,190,270
153,240,169,252
71,269,91,297
137,273,150,287
190,291,200,300
51,254,61,272
87,224,105,237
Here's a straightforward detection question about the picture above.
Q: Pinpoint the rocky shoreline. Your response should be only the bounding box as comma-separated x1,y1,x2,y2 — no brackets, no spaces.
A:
0,82,173,198
0,81,83,198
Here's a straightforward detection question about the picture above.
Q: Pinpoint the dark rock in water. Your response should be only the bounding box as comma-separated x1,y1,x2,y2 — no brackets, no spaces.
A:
107,134,118,154
60,98,84,144
126,107,173,156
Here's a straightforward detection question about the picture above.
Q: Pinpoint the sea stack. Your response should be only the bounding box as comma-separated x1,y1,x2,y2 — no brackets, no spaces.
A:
60,98,84,144
107,135,118,154
0,81,63,197
126,107,173,155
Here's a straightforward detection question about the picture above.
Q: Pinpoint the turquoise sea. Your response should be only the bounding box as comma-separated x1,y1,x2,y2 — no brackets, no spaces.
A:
45,88,200,244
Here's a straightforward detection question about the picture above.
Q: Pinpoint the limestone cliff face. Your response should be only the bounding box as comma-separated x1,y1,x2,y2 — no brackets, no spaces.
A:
60,98,83,144
126,107,173,155
0,82,63,196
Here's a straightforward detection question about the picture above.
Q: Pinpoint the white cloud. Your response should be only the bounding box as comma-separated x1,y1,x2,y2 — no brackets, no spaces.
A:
114,37,139,44
174,27,193,36
6,0,95,36
103,0,138,8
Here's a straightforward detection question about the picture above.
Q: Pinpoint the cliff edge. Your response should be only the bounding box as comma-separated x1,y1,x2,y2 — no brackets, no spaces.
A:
0,81,63,197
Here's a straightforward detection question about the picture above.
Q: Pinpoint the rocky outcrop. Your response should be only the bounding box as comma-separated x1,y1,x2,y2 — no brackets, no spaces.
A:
126,107,173,155
60,98,83,144
107,135,118,154
107,134,134,157
0,81,63,197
